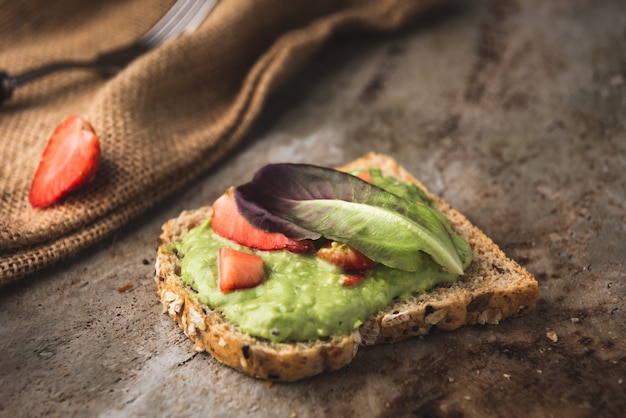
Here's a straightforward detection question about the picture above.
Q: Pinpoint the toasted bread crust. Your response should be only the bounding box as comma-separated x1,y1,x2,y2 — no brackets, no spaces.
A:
154,153,539,381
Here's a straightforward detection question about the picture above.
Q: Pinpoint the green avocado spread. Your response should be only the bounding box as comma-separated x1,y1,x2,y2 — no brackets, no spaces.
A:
172,169,470,343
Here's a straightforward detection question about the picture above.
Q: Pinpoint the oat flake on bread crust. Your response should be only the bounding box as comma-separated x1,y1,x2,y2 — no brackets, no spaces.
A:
154,153,539,382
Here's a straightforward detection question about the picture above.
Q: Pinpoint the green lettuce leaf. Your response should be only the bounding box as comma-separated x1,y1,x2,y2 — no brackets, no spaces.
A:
361,168,472,270
235,164,470,275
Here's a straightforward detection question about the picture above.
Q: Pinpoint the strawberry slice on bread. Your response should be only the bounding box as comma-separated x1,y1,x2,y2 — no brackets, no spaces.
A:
218,248,265,292
212,187,313,253
317,241,377,272
29,115,101,208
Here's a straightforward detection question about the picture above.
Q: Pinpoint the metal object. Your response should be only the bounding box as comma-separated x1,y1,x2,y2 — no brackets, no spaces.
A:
0,0,218,105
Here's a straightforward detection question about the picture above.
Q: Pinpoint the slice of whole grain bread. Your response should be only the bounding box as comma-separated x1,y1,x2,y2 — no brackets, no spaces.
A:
154,153,539,381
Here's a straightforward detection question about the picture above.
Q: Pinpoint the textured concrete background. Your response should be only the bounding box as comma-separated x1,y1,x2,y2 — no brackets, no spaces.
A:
1,0,625,417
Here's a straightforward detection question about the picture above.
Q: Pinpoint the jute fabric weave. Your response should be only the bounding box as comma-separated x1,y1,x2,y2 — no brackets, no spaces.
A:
0,0,442,286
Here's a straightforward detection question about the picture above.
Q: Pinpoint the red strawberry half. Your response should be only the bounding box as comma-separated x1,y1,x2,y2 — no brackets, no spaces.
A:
29,115,101,208
218,247,265,292
212,187,313,253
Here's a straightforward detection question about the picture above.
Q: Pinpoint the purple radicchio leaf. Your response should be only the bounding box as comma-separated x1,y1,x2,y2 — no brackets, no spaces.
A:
234,164,467,274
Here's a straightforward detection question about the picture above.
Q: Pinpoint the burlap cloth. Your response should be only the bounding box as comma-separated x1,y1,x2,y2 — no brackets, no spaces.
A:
0,0,442,286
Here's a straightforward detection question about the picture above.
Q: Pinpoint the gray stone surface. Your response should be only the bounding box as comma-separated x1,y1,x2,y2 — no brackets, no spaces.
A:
1,0,625,417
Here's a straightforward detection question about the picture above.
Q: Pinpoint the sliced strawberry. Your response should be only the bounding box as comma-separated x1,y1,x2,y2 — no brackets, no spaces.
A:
317,241,377,272
357,170,372,183
212,187,313,253
342,274,366,287
29,115,101,208
218,248,265,292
